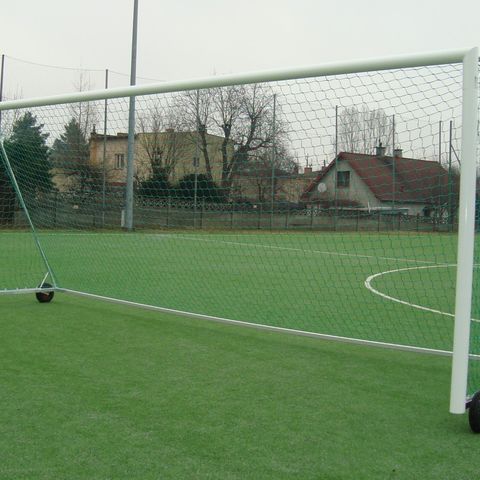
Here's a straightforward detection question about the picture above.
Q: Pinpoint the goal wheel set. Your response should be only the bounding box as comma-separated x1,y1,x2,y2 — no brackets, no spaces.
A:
468,392,480,433
35,283,54,303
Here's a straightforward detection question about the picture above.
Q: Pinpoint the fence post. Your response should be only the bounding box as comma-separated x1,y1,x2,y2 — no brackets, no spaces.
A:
230,203,234,229
285,207,289,229
310,207,314,229
377,212,381,232
416,213,419,232
53,191,58,228
356,210,360,231
200,198,205,229
257,203,262,229
166,197,171,227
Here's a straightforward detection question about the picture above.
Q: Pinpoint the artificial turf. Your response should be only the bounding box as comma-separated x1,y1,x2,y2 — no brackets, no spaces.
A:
0,293,478,479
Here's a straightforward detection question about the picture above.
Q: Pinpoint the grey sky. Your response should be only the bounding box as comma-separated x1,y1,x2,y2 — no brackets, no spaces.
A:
1,0,479,99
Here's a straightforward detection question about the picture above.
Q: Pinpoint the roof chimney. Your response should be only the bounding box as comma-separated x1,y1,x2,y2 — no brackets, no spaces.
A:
393,148,403,158
375,142,386,157
304,166,312,175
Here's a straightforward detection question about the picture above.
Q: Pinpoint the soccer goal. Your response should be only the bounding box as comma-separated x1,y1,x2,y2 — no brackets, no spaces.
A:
0,48,478,430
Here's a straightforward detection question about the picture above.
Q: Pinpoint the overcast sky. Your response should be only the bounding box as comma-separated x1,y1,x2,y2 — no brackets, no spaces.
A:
1,0,480,99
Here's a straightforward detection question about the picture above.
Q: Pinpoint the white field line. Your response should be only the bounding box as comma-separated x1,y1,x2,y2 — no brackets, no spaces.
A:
15,230,450,266
161,234,449,266
9,230,466,267
365,264,480,323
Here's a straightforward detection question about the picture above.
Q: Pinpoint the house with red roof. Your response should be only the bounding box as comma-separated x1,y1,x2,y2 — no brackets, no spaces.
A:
301,146,457,218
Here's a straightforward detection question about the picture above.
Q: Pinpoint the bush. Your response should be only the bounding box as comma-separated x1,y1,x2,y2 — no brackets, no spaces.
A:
138,172,172,198
174,174,224,203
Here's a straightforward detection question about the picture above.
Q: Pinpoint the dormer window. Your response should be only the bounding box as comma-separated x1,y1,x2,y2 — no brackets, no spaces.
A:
336,171,350,188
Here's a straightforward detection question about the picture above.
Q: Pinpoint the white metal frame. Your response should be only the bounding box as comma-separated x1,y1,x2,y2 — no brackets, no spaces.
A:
0,48,478,414
450,47,479,414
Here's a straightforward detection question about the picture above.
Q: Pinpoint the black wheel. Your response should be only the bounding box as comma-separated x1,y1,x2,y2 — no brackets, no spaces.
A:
36,283,54,303
468,391,480,433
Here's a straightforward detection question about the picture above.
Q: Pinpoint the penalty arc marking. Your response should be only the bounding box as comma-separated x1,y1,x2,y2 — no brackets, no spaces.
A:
365,264,480,323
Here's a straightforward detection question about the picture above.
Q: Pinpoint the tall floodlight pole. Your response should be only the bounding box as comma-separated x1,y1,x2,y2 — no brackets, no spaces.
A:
0,54,5,132
125,0,139,231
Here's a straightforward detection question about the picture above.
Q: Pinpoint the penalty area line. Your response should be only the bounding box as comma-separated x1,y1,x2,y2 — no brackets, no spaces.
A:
365,264,480,323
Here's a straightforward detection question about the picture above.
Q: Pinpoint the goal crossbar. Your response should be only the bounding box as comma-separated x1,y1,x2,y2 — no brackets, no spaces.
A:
0,49,471,112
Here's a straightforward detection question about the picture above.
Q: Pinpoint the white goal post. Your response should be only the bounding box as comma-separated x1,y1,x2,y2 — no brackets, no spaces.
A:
450,47,479,414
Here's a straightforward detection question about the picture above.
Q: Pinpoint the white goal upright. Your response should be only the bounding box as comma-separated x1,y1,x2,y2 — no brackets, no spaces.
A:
0,48,478,431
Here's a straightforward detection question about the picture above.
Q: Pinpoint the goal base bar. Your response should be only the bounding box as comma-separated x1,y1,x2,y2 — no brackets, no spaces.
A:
0,287,57,295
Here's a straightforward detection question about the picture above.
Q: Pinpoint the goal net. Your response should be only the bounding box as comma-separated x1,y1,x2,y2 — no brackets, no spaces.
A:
0,49,478,418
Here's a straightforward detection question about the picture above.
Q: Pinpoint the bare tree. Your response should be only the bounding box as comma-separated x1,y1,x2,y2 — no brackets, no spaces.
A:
69,72,99,138
337,106,394,154
0,86,23,138
137,100,188,178
176,84,288,195
176,89,216,181
241,144,298,203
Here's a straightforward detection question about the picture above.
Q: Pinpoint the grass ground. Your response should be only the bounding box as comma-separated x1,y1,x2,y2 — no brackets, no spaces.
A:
1,229,479,478
0,293,478,480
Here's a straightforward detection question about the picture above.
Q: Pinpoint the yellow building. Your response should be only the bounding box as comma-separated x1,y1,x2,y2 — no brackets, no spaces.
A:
88,129,231,187
231,166,318,205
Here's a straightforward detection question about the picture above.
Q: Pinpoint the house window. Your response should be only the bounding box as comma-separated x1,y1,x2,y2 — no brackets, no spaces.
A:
114,153,125,169
336,171,350,188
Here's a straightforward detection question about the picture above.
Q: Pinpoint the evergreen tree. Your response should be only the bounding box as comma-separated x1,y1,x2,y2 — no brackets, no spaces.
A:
138,170,172,199
176,174,224,203
3,112,52,202
0,158,15,225
51,118,99,196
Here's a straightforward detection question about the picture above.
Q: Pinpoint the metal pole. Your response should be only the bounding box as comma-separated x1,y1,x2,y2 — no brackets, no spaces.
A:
448,120,453,230
334,105,338,229
438,120,442,223
0,54,5,132
193,90,200,227
125,0,138,231
102,68,109,227
439,120,442,165
270,94,277,229
392,114,396,212
450,47,479,414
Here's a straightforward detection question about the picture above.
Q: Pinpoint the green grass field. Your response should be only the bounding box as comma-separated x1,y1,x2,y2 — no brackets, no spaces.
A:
0,293,479,480
1,229,479,478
